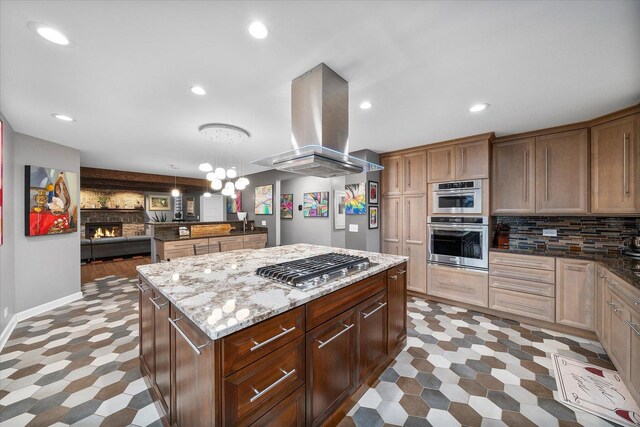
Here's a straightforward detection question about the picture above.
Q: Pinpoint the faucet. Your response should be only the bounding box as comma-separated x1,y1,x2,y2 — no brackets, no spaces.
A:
237,212,248,233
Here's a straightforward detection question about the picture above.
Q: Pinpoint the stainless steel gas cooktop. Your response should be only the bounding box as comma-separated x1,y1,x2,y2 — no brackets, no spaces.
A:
256,252,373,289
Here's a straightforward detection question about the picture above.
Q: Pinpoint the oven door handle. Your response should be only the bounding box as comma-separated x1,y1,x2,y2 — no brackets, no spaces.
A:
428,224,485,230
434,188,480,193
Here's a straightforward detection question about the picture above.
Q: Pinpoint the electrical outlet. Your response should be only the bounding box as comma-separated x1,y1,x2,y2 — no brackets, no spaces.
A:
349,224,358,232
3,307,7,318
261,221,267,226
543,229,558,237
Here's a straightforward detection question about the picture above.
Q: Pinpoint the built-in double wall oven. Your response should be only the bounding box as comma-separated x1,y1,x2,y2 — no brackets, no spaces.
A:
427,216,489,270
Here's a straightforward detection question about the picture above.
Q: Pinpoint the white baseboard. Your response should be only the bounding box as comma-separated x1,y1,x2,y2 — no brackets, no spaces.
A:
16,291,83,322
0,314,18,353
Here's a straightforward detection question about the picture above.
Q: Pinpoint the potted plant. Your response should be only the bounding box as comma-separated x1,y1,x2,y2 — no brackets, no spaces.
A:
97,195,110,209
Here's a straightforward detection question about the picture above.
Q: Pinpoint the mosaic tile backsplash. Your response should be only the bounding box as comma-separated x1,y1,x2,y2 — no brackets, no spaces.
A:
492,216,640,253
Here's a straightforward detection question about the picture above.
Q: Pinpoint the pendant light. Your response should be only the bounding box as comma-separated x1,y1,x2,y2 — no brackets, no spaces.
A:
170,165,180,197
197,123,250,193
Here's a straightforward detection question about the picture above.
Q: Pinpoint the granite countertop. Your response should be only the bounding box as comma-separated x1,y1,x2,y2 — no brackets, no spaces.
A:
137,244,408,340
154,229,267,242
490,247,640,289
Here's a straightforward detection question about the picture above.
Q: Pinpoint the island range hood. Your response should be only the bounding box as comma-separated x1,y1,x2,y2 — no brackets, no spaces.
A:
251,63,383,178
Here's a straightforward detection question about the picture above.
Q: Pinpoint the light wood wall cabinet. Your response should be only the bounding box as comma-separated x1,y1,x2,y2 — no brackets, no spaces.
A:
493,130,589,215
403,150,427,194
535,129,589,214
555,259,594,330
403,194,427,294
427,139,489,183
381,155,403,196
591,114,639,214
491,138,536,214
381,196,402,256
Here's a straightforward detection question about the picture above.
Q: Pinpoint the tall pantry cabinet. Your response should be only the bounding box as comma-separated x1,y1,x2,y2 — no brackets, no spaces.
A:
381,150,427,294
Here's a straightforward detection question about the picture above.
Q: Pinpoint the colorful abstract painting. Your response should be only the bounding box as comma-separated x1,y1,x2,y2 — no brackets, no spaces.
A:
345,183,366,215
25,165,79,236
280,194,293,219
254,185,273,215
303,192,329,217
226,191,242,214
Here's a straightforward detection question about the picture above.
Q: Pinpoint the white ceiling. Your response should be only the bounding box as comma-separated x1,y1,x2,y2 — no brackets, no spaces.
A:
1,1,639,178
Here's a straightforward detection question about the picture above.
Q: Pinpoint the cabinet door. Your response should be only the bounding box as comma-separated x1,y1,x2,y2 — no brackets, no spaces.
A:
607,291,630,376
555,259,594,330
456,140,489,180
403,151,427,194
306,308,357,427
387,264,407,354
535,129,589,214
251,386,305,427
491,138,536,214
171,307,216,427
138,281,155,379
403,194,426,294
628,309,640,401
151,292,171,413
594,267,606,340
592,115,639,214
381,196,402,254
427,146,455,183
356,292,388,383
220,239,244,252
381,155,403,196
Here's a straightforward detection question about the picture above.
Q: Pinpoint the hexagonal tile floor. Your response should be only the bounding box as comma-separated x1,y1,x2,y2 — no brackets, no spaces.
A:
0,279,621,426
339,297,620,427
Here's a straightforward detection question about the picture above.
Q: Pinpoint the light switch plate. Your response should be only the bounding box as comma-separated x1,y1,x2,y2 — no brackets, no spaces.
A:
349,224,358,232
261,221,267,226
543,229,558,237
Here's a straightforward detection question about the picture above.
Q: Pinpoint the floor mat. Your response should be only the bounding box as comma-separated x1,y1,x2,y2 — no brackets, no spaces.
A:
552,353,640,427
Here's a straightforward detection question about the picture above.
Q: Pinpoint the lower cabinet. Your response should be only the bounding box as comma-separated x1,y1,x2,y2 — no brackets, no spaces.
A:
251,386,306,427
356,292,388,383
387,265,407,354
427,264,488,307
629,309,640,400
158,234,267,260
152,292,171,413
555,259,595,330
138,281,155,380
606,290,630,375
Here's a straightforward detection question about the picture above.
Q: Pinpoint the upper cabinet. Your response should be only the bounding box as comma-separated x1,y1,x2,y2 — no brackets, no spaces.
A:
492,138,536,214
427,139,489,183
492,129,589,215
591,114,639,214
535,129,589,214
403,150,427,194
380,155,403,196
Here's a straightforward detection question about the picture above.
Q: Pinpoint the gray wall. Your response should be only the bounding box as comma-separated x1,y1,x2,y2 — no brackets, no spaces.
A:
280,176,334,246
0,114,16,333
345,150,381,253
13,133,81,312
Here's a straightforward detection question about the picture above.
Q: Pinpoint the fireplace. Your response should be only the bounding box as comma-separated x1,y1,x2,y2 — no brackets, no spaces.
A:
86,222,123,239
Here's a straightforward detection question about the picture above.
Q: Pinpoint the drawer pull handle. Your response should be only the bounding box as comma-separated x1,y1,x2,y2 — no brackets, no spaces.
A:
136,282,149,293
390,275,398,280
397,269,407,275
250,326,296,352
168,317,210,356
607,280,640,306
250,368,296,403
625,320,640,336
606,301,622,313
493,271,545,282
149,296,168,310
363,302,387,319
317,323,354,349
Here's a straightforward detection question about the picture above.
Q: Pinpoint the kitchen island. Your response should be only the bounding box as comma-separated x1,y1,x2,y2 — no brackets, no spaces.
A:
137,244,408,426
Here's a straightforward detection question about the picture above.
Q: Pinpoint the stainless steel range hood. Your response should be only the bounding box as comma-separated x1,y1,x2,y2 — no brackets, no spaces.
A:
251,63,383,178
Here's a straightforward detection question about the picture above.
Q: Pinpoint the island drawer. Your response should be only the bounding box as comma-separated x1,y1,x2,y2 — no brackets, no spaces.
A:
489,264,555,285
305,271,386,331
489,288,555,322
243,233,267,243
489,275,555,297
222,306,305,376
489,252,555,271
222,337,305,426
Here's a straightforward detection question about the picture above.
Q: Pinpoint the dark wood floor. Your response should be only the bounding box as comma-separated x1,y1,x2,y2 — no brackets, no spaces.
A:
81,255,152,284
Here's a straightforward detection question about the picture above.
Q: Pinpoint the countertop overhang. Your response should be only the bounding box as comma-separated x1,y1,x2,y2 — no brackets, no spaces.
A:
137,244,408,340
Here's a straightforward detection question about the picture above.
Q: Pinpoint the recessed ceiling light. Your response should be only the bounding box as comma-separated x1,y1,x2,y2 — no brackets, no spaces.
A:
469,103,489,112
27,22,71,46
51,113,75,122
248,21,269,39
191,86,206,95
360,101,372,110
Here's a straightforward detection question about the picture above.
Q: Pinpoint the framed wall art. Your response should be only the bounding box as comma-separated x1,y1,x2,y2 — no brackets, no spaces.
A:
226,190,242,214
368,180,379,204
254,185,273,215
25,165,79,236
334,189,345,230
368,205,379,229
147,194,172,211
280,194,293,219
345,183,366,215
303,192,329,217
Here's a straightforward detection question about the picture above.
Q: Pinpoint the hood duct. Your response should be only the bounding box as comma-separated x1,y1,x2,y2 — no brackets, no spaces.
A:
251,63,383,178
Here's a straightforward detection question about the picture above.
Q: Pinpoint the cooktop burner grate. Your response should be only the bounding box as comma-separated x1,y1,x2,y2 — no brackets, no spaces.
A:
256,252,370,287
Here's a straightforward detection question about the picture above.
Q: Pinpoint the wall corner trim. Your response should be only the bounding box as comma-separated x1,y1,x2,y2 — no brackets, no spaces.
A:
0,315,18,353
16,291,83,323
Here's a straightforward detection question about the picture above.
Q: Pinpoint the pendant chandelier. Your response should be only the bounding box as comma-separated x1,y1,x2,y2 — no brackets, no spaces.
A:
198,123,250,196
